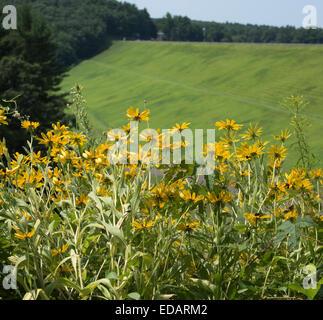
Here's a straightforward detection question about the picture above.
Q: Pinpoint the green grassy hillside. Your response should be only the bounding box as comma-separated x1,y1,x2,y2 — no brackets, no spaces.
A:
62,41,323,166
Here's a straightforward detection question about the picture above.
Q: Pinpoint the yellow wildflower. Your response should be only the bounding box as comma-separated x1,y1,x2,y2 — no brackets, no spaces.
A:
171,122,191,132
273,129,291,143
52,244,69,257
179,190,204,203
132,218,155,230
241,123,263,140
0,110,8,125
268,145,287,162
69,132,87,147
76,194,89,206
207,190,233,204
14,228,35,240
236,142,264,161
0,140,7,156
284,207,298,220
21,121,40,130
215,119,243,131
309,168,323,180
177,220,201,232
244,213,271,225
126,106,150,121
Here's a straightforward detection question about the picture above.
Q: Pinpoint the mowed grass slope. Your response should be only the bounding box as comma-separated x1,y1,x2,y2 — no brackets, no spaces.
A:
62,41,323,166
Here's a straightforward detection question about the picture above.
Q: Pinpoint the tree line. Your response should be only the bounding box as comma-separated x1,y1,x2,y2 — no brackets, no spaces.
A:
155,13,323,43
1,0,158,67
2,2,323,68
2,2,323,67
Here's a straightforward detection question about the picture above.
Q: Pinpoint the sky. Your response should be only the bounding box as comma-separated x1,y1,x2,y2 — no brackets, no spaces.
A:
122,0,323,28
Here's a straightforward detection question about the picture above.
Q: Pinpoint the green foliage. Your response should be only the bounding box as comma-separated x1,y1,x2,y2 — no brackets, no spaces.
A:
1,0,157,67
275,216,318,250
155,14,323,43
0,4,71,153
281,96,317,170
0,223,17,300
69,84,103,147
0,93,322,300
289,278,323,300
158,13,203,41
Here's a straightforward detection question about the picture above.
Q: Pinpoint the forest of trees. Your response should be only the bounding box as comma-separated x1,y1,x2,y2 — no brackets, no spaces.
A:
1,0,157,67
0,4,71,152
155,13,323,44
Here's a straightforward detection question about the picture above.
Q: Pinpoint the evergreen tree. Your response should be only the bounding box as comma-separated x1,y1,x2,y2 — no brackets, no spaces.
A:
0,4,71,153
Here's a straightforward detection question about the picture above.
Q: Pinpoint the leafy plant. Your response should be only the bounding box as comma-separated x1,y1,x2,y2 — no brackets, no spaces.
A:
0,92,322,300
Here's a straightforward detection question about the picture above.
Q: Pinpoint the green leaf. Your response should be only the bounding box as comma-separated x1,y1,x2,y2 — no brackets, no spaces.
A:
56,277,82,293
190,278,216,293
106,272,118,280
80,281,102,298
23,289,50,300
52,214,62,229
14,255,26,270
275,216,318,249
288,283,318,300
295,216,317,228
82,269,87,282
44,281,57,297
275,221,299,249
79,223,105,239
97,284,111,299
88,191,103,212
128,292,140,300
233,225,247,233
104,223,125,245
69,249,78,277
142,253,153,269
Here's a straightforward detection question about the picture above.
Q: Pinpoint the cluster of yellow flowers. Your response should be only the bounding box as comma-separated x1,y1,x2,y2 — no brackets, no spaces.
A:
0,102,322,302
0,106,322,242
